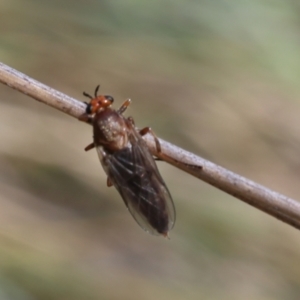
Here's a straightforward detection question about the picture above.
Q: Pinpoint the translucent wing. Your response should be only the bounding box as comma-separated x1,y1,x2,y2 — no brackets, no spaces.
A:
97,122,175,236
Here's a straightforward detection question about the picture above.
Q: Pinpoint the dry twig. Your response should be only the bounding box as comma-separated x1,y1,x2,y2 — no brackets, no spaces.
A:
1,61,300,230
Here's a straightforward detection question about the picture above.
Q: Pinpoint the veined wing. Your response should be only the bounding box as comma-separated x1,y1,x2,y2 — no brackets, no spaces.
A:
97,124,175,236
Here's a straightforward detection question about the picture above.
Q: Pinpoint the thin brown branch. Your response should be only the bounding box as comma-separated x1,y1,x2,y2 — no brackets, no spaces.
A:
1,61,300,230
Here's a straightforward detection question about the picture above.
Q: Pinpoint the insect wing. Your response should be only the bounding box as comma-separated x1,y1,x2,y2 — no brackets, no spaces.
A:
97,125,175,236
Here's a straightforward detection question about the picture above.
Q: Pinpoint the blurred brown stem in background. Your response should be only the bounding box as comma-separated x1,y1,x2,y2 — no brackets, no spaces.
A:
1,61,300,232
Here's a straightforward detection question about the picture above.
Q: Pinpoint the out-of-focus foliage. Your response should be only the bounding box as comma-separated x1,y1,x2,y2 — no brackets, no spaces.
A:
1,1,300,299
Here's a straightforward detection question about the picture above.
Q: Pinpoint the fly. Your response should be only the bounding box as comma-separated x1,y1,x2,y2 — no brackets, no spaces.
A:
79,85,175,237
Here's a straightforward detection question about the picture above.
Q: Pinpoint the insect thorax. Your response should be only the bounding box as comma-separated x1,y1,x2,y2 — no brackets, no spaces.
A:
93,109,128,151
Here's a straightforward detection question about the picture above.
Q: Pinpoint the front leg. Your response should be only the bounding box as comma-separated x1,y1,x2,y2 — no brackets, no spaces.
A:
78,112,93,124
78,101,94,124
117,99,131,114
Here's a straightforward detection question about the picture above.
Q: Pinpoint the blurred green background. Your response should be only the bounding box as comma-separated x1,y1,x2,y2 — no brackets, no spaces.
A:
1,0,300,299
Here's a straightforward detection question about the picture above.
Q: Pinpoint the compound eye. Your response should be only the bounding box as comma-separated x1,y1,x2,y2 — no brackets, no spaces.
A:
85,104,92,114
105,95,114,102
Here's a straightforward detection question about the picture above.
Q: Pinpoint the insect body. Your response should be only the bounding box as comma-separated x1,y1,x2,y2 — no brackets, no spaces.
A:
79,85,175,237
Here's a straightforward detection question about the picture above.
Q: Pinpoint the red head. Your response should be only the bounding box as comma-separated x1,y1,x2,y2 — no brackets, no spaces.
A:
83,85,114,114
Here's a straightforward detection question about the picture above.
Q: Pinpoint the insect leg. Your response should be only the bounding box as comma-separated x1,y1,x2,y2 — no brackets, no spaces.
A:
84,143,95,151
107,177,113,187
78,113,93,124
127,116,135,125
127,117,161,152
139,127,161,153
117,99,131,114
